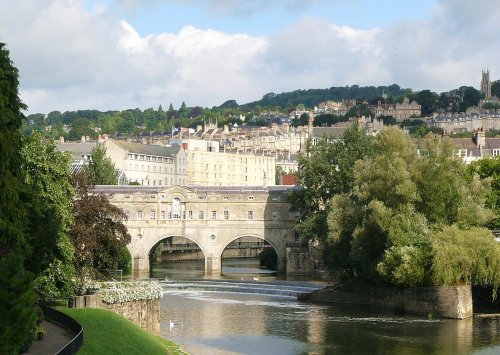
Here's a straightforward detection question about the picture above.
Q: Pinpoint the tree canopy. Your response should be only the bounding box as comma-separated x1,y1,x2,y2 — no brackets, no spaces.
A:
85,144,118,185
325,127,500,294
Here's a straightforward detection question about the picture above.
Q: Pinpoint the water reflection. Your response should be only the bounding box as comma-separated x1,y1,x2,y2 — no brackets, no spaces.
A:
156,260,500,355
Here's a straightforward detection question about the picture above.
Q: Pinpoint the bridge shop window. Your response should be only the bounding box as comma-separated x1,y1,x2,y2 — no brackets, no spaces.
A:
199,211,204,220
224,210,229,220
137,210,143,220
150,210,156,220
247,211,253,220
211,211,217,220
160,210,165,220
170,198,183,219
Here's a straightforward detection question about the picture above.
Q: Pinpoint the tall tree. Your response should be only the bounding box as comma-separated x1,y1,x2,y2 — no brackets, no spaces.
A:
70,174,131,279
0,42,36,354
287,124,374,243
85,144,118,185
327,127,499,292
21,132,76,297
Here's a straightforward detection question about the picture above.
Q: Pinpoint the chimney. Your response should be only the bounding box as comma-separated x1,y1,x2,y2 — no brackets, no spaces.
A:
476,128,486,148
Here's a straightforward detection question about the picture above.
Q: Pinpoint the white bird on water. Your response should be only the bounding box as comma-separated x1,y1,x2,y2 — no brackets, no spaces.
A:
253,276,259,281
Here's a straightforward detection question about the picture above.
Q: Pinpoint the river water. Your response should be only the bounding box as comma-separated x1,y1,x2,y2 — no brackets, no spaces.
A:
155,259,500,355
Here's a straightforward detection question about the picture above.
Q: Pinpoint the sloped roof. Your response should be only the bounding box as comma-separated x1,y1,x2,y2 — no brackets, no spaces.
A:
111,140,180,157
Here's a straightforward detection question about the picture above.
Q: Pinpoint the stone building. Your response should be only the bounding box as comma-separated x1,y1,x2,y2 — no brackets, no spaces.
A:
373,97,421,121
481,69,492,99
103,139,188,187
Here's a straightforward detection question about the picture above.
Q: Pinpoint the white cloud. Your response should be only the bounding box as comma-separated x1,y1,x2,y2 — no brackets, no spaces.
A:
0,0,499,114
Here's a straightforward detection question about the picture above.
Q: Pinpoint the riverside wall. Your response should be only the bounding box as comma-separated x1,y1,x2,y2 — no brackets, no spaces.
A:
310,282,473,319
72,294,160,335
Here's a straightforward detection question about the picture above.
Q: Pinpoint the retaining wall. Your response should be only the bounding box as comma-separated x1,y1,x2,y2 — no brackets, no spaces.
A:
310,282,472,319
72,294,160,335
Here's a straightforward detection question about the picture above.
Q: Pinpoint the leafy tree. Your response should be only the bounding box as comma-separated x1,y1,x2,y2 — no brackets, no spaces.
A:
459,86,481,112
492,80,500,98
0,42,37,354
85,144,118,185
21,133,77,297
412,90,439,116
327,127,498,291
288,124,374,244
70,174,131,279
468,156,500,229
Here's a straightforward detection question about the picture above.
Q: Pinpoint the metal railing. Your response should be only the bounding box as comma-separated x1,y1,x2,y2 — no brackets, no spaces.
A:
41,305,83,355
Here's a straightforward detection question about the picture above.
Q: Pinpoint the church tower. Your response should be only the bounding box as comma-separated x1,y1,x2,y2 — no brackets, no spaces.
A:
481,69,492,99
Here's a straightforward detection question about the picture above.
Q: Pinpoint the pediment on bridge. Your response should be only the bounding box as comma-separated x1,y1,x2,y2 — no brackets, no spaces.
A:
157,185,195,200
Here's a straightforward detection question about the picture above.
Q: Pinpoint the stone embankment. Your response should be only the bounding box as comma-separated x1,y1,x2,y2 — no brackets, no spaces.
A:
306,281,472,319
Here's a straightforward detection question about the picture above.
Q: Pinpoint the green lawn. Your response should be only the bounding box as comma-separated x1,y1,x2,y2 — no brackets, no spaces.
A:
61,308,186,355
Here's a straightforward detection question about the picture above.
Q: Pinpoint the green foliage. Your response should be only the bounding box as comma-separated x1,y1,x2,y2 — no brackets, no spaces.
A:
0,255,37,354
85,144,118,185
118,246,132,274
0,42,38,353
70,173,131,279
468,156,500,229
326,127,497,292
21,133,77,297
288,124,374,242
432,226,500,298
258,247,278,270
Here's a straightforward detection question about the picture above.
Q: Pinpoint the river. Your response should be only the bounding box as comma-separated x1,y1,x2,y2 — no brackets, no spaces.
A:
154,259,500,355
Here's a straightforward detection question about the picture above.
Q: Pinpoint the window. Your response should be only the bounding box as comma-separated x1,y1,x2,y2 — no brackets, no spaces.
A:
188,211,193,219
224,210,229,220
160,210,165,220
272,211,278,220
124,210,130,220
211,211,217,220
248,196,254,200
150,210,156,220
199,211,204,220
137,210,143,220
223,196,228,200
172,198,181,219
493,149,500,157
247,211,253,220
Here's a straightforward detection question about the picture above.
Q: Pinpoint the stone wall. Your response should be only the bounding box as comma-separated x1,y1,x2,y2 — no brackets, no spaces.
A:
72,294,160,335
310,282,473,319
286,246,313,275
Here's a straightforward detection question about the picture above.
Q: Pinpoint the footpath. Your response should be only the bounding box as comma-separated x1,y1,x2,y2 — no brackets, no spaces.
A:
25,320,73,355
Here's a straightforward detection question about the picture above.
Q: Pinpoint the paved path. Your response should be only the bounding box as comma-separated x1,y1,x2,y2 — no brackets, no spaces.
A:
25,320,74,355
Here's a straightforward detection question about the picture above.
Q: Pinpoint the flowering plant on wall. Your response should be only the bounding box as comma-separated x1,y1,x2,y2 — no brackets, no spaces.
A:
99,281,163,304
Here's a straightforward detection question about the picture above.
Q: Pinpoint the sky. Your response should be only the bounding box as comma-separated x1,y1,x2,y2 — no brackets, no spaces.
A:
0,0,499,114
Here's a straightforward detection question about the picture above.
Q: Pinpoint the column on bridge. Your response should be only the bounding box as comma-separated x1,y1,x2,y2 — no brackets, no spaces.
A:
205,256,222,275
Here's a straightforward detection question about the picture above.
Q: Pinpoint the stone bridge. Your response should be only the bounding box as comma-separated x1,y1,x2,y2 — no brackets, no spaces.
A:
95,185,299,276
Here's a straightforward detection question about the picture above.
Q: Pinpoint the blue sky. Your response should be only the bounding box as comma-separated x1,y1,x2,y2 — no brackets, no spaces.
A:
83,0,437,35
0,0,498,114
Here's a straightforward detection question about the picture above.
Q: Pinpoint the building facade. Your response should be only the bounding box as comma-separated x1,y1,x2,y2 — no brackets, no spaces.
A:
104,139,188,186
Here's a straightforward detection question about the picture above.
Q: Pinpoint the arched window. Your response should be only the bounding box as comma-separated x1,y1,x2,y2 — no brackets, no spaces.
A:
168,198,185,219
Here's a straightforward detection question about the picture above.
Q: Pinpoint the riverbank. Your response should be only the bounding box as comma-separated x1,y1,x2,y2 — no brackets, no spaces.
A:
307,280,472,319
61,308,186,354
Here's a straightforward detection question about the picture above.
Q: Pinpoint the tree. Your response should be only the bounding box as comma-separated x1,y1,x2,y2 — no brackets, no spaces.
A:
327,127,498,292
492,80,500,98
413,90,439,116
468,156,500,229
287,124,374,243
0,42,37,354
70,174,131,279
85,144,118,185
21,133,77,297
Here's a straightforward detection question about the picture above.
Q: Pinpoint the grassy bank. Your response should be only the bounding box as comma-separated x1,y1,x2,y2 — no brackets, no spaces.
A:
61,308,185,354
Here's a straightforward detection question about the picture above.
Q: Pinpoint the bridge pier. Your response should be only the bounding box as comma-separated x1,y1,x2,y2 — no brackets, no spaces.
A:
132,256,150,277
205,256,222,275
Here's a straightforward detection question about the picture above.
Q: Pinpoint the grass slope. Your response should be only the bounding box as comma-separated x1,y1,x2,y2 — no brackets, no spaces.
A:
62,308,185,355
